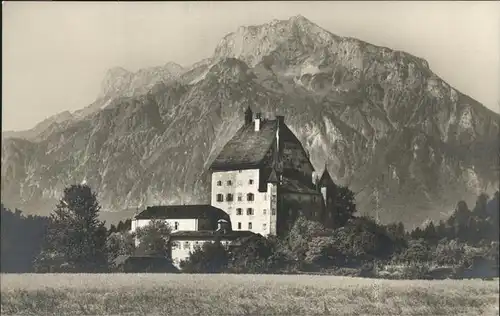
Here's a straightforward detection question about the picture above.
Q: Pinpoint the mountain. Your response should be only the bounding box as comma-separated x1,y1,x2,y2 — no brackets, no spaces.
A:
2,15,499,227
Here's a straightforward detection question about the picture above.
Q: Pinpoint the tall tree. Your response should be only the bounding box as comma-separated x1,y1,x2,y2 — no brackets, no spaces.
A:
331,186,357,227
34,184,108,272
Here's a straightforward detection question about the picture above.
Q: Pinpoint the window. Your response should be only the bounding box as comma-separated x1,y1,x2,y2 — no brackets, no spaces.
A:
239,170,242,173
248,222,252,230
237,193,243,201
271,208,276,215
312,196,316,203
174,221,179,230
237,222,242,230
216,194,224,202
249,179,254,185
264,194,268,201
226,193,234,202
227,180,232,186
263,224,267,230
247,193,254,201
247,208,254,215
183,241,190,249
171,241,179,249
217,181,222,186
263,209,267,215
236,208,242,215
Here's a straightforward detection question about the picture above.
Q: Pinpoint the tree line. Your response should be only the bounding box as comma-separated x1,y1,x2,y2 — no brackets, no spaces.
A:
1,183,498,277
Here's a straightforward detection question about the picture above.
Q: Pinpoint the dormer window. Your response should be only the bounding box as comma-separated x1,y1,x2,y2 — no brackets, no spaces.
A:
216,194,224,202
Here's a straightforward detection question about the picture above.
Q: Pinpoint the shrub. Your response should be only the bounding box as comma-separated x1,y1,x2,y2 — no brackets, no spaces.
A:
180,241,229,273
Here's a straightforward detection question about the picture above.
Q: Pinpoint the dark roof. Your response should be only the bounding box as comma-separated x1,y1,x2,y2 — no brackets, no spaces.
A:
134,204,229,220
281,176,321,195
170,230,256,240
318,167,335,187
267,168,279,183
209,119,278,171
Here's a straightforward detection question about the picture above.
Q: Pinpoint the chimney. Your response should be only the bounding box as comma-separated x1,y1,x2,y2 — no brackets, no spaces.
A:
244,106,253,125
254,112,261,131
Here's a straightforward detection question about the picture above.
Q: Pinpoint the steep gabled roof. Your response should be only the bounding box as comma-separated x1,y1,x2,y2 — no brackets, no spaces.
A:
209,119,278,171
134,204,229,220
318,167,335,187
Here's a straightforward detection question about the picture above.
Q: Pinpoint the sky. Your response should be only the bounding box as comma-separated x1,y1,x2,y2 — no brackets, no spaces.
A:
3,1,499,131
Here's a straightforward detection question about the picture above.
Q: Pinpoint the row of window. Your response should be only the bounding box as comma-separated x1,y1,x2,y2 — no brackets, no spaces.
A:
229,208,276,216
216,193,257,202
235,222,267,231
172,240,230,250
217,179,254,186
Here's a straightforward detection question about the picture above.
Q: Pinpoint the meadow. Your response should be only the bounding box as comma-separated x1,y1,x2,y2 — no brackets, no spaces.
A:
1,273,498,316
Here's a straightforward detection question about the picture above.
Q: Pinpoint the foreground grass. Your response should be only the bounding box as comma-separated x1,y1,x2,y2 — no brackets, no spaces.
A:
1,274,498,316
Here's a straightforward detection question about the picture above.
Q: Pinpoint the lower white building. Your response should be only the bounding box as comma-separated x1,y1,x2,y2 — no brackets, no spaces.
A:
131,204,230,246
169,220,255,268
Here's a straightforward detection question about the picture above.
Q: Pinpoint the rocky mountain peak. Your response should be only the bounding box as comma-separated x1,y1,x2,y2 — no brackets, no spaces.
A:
2,16,499,228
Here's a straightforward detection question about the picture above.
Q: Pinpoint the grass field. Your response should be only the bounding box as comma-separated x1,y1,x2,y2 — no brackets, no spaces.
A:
1,274,498,316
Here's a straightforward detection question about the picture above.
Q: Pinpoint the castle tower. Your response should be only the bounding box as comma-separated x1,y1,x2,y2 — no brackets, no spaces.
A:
318,163,336,211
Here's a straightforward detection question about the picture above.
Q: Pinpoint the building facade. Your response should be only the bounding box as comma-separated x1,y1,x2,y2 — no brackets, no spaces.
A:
209,107,328,236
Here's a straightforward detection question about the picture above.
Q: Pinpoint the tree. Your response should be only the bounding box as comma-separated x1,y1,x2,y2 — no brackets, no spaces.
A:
423,221,438,245
35,184,108,272
1,204,50,272
397,239,431,263
304,236,342,269
330,186,357,227
106,231,135,263
134,219,172,257
228,234,292,273
472,193,489,220
283,216,330,261
180,240,229,273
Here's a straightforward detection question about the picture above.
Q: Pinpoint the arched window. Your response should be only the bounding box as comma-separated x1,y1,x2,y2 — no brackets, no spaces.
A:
216,194,224,202
247,193,254,201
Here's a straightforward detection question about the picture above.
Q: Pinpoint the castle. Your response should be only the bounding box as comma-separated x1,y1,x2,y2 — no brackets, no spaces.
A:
131,107,338,267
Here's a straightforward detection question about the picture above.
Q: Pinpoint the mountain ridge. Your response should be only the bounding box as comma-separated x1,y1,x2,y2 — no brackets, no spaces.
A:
2,16,499,228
